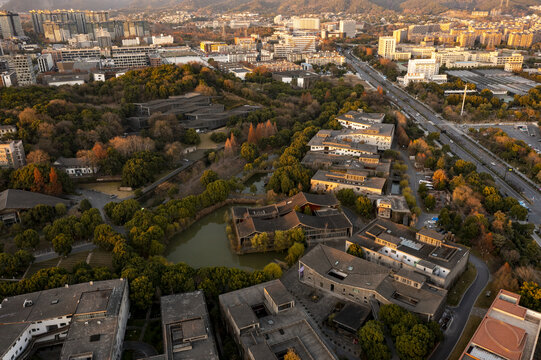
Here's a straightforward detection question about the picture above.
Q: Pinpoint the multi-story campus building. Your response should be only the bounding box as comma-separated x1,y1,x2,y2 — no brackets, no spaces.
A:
0,279,129,360
335,110,385,129
160,291,219,360
292,17,320,30
299,244,447,321
308,126,395,152
311,169,386,195
347,218,470,289
231,192,352,252
398,58,448,86
460,290,541,360
0,140,26,168
219,279,337,360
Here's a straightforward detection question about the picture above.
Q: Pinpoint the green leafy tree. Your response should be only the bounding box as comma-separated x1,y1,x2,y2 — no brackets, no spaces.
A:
336,188,356,206
240,142,259,163
347,243,363,258
355,195,374,218
263,263,282,279
200,170,219,187
424,195,436,211
285,242,305,265
130,275,154,310
251,233,270,252
79,199,92,212
14,229,39,249
181,128,200,145
52,234,73,257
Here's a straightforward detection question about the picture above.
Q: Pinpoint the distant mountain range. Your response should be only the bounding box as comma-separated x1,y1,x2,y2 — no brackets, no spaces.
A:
2,0,538,14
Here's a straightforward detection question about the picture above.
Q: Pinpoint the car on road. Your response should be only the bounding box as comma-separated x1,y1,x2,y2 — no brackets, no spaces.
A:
110,194,117,199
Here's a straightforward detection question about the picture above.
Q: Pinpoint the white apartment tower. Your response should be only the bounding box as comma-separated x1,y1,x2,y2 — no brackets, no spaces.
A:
339,20,356,38
378,36,396,59
292,17,320,30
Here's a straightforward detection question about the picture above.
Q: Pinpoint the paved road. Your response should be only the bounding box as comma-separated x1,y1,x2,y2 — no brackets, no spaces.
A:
430,255,490,360
343,49,541,225
33,241,96,263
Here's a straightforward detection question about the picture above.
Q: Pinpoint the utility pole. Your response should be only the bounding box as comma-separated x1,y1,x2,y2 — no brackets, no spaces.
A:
460,85,468,117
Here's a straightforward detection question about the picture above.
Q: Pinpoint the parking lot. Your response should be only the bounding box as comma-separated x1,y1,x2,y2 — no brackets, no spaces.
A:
466,123,541,152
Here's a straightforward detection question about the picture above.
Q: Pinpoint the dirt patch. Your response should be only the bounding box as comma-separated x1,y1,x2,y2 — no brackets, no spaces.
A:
80,182,133,199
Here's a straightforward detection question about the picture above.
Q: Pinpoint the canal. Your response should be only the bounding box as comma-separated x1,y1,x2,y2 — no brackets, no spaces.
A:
165,205,282,271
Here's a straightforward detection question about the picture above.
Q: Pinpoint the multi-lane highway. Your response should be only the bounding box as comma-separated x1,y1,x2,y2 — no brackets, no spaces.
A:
343,49,541,225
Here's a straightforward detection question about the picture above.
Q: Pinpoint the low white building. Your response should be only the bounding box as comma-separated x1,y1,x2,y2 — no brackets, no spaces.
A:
398,58,447,86
53,157,98,177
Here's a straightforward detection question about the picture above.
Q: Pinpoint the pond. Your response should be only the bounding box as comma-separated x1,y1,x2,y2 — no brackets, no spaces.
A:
242,173,267,195
165,205,282,271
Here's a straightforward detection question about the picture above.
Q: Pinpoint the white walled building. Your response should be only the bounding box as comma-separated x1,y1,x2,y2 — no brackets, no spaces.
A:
0,279,129,360
378,36,396,60
37,53,54,73
0,140,25,168
399,58,447,86
2,55,36,86
292,17,320,30
339,20,356,38
152,34,174,45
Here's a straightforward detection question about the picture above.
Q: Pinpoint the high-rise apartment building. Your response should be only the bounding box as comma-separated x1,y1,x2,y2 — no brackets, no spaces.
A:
2,55,36,86
480,32,503,48
0,71,17,87
339,20,356,38
399,59,447,86
292,17,320,30
393,28,408,44
31,10,109,34
458,32,476,48
0,11,24,39
378,36,396,59
507,32,534,47
123,21,151,38
0,140,26,168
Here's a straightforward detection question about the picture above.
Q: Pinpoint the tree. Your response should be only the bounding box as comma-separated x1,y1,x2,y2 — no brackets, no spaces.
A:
519,281,541,312
45,167,63,196
130,275,154,310
27,150,50,165
432,169,448,190
31,167,45,193
284,349,301,360
181,128,200,145
104,199,141,225
285,242,305,265
240,142,259,163
274,230,292,251
336,188,356,206
355,196,374,218
263,263,282,279
79,199,92,212
200,170,219,187
251,233,269,252
509,204,528,221
424,195,436,211
14,229,39,249
358,320,391,360
379,304,406,328
347,243,363,258
52,234,73,256
247,123,257,144
94,224,118,250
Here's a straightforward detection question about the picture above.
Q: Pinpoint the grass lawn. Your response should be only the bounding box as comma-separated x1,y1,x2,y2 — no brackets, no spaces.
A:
475,280,498,309
447,262,477,306
448,315,482,360
25,258,60,277
80,182,133,199
57,251,90,271
88,248,114,270
197,128,228,150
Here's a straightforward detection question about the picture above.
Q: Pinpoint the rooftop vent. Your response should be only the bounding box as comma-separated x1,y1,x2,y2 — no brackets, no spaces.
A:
65,284,69,288
347,266,353,271
23,299,33,308
51,299,59,305
90,281,93,286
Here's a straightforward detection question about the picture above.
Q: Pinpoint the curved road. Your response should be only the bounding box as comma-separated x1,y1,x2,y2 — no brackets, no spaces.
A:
430,255,490,360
